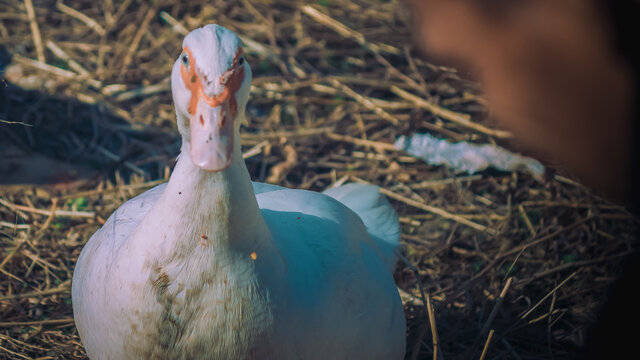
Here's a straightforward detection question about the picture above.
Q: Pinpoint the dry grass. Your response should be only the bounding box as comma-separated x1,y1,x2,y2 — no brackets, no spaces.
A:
0,0,638,359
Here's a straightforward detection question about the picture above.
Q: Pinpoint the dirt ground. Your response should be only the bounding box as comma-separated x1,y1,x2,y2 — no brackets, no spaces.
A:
0,1,638,359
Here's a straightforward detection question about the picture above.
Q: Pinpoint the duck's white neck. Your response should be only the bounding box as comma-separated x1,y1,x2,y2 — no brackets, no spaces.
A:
137,126,272,263
123,127,281,358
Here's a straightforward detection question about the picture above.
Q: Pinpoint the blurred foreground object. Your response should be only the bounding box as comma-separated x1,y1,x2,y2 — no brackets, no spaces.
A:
407,0,638,204
406,1,640,359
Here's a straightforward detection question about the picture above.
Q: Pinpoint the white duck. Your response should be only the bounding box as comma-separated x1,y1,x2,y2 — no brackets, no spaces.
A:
72,24,406,359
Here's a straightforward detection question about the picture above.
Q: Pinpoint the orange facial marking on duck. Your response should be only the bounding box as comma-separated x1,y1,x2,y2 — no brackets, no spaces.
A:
180,46,245,120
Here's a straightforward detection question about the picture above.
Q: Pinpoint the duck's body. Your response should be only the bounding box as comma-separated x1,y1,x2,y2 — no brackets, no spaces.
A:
72,24,405,359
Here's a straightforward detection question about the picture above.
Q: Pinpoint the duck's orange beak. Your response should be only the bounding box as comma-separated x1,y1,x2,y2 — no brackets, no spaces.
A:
181,46,244,172
189,100,234,171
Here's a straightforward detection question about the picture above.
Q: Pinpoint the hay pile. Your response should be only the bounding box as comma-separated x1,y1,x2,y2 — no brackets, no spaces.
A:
0,0,637,359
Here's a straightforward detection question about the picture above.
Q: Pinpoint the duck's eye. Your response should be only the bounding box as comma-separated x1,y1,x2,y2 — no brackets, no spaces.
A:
181,53,190,67
238,56,245,66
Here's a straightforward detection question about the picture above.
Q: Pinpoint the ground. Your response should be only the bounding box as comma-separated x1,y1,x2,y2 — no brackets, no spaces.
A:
0,1,638,359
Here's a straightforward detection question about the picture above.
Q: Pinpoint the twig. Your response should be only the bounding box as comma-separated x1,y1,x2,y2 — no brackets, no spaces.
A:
12,53,75,78
266,144,297,183
119,3,158,76
397,287,424,307
516,251,632,285
326,133,397,151
57,179,166,200
434,216,596,304
35,198,58,237
300,5,400,56
481,277,513,336
519,271,579,320
159,10,188,35
0,267,23,283
527,309,563,325
237,34,275,58
95,145,146,176
518,204,537,238
301,5,426,93
404,45,429,93
0,281,70,301
327,79,400,125
0,221,30,230
24,0,45,63
409,175,483,190
501,216,595,258
243,140,269,160
56,1,106,36
11,53,101,88
465,278,513,358
391,86,512,138
325,75,407,89
375,186,497,235
111,0,135,29
0,13,28,21
0,119,33,127
0,343,32,360
503,247,525,281
0,230,28,270
554,174,587,189
426,291,443,360
396,252,443,360
435,256,499,301
1,200,95,218
0,318,75,327
0,333,47,352
242,127,334,141
520,200,622,210
23,249,61,271
114,76,170,101
0,198,30,221
45,40,89,76
479,329,495,360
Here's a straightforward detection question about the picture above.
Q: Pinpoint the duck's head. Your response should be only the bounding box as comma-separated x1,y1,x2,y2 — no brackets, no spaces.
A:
171,24,252,172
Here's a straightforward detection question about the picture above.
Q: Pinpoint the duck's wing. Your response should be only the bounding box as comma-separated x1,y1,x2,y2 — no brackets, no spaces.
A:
253,186,405,359
76,183,167,267
72,183,167,350
252,181,401,271
251,181,284,195
322,183,401,272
